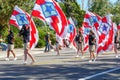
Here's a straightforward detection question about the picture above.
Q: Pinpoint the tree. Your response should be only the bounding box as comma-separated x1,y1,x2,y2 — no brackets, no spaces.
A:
88,0,120,24
59,0,85,28
111,0,120,24
0,0,34,32
88,0,113,17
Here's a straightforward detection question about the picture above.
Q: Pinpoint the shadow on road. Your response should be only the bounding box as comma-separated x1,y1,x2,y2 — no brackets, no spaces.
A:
0,58,119,80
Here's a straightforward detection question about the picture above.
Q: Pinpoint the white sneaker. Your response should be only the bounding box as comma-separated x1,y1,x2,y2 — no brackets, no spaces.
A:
89,60,92,63
14,58,17,61
115,55,119,58
92,58,96,62
5,58,9,61
81,56,85,59
75,55,80,58
93,59,96,62
23,61,27,64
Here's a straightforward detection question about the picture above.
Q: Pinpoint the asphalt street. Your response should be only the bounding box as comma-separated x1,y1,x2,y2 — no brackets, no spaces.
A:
0,48,119,80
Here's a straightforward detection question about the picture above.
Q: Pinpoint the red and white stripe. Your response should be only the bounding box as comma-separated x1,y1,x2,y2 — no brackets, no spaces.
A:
94,15,114,54
67,17,77,50
32,0,68,38
82,11,101,52
9,6,38,49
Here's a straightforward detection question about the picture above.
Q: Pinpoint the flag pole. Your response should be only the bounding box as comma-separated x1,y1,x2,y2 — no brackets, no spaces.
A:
29,0,36,24
29,0,48,32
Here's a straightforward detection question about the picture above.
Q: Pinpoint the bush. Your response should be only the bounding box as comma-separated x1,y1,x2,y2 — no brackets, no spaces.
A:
14,36,23,48
36,27,56,48
0,25,56,48
36,27,46,48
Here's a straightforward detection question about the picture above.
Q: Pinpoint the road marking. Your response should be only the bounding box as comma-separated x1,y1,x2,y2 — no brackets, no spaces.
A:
78,67,120,80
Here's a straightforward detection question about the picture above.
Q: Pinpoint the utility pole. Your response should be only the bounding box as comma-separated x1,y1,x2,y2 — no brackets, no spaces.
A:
82,0,84,10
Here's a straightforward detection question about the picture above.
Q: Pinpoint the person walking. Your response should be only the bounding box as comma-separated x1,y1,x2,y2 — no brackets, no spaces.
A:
114,31,119,58
75,31,84,58
19,25,35,64
88,30,96,62
5,30,17,61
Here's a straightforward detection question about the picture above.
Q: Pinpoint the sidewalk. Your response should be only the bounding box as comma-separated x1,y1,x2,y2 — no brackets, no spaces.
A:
0,48,45,58
0,47,119,65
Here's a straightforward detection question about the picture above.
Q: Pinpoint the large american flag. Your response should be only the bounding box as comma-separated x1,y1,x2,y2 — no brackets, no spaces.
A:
67,17,77,50
95,15,114,54
82,11,115,54
82,11,101,52
31,0,68,38
9,6,39,49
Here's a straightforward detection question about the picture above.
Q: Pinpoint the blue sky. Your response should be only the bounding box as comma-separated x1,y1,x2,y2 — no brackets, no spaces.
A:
77,0,117,11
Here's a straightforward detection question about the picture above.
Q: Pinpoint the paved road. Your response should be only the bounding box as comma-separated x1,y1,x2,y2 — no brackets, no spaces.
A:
0,48,119,80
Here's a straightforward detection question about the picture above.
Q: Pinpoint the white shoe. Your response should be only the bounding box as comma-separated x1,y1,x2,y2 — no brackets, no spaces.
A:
81,56,85,59
75,55,80,58
115,55,119,58
23,61,27,64
93,59,96,62
92,58,96,62
89,60,92,63
5,58,9,61
14,58,17,61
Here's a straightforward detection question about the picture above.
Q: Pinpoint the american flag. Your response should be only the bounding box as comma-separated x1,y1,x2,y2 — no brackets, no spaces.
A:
31,0,68,38
9,6,39,49
82,11,101,52
67,17,77,50
95,15,114,54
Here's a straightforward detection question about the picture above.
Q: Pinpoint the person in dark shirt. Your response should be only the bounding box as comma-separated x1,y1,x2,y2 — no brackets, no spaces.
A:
19,25,35,64
88,30,96,62
75,31,84,58
5,30,17,61
44,32,50,52
114,31,119,58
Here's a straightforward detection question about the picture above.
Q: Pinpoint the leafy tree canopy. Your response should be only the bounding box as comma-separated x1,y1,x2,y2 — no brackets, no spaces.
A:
59,0,85,29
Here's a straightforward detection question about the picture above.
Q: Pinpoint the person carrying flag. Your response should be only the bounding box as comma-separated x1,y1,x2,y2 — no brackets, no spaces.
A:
5,30,17,61
75,31,84,58
114,31,119,58
19,25,35,64
88,30,96,62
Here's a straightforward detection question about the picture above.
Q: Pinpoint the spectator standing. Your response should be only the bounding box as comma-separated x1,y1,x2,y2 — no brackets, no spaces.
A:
44,32,50,52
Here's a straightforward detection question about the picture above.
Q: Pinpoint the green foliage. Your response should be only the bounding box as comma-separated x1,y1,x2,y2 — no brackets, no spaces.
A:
10,26,23,48
59,1,85,29
111,0,120,24
88,0,113,16
37,27,46,48
50,33,56,45
14,36,23,48
36,26,56,48
1,0,120,48
88,0,120,24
